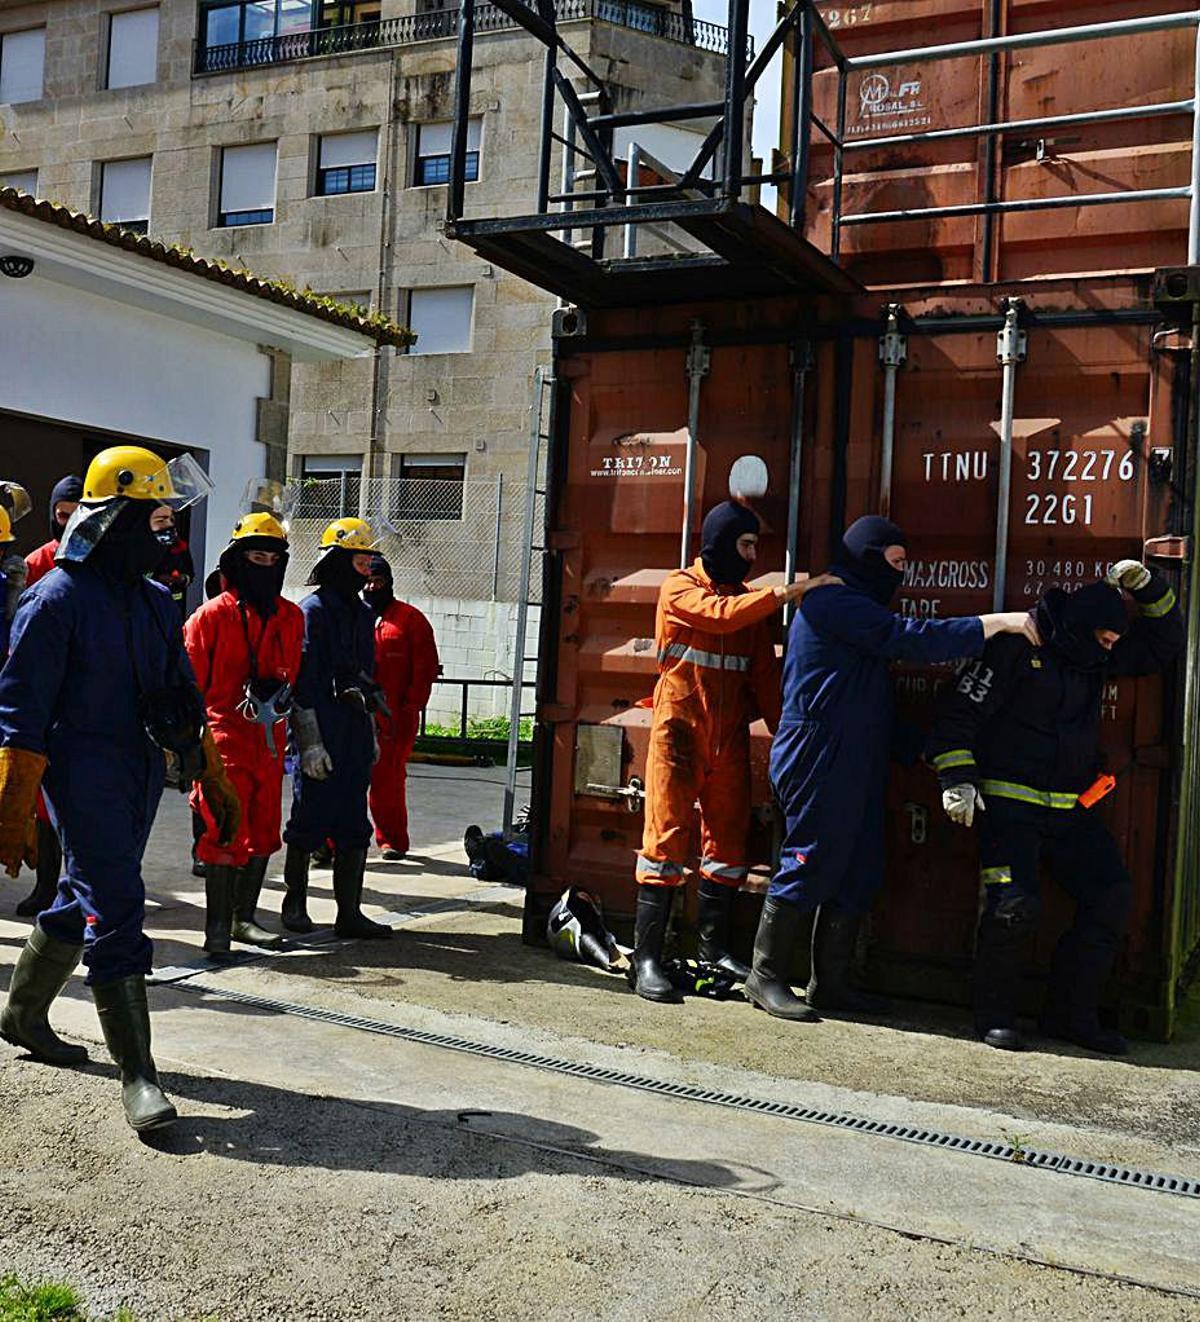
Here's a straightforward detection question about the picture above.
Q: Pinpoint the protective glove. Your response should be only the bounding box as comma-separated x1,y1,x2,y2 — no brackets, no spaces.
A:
293,706,333,781
942,783,985,828
0,745,47,878
1106,559,1151,593
200,729,242,848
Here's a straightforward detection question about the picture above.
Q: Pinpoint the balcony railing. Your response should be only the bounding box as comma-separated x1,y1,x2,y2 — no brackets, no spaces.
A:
195,0,739,74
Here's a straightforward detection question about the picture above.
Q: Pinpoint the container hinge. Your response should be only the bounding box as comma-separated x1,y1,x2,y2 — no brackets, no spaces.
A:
879,303,907,369
584,777,645,812
1145,534,1190,563
996,300,1027,367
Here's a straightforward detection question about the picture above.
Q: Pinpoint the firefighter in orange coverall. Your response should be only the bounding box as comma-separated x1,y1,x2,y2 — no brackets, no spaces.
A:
629,500,830,1003
363,555,440,860
185,512,304,959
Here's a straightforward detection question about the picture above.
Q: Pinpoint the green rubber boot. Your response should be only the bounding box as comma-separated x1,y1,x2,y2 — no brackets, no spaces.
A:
0,926,88,1065
92,976,177,1133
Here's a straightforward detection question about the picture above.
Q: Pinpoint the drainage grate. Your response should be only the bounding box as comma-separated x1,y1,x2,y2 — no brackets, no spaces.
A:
171,980,1200,1201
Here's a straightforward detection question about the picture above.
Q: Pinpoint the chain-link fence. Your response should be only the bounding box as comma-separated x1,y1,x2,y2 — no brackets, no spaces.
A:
283,475,537,604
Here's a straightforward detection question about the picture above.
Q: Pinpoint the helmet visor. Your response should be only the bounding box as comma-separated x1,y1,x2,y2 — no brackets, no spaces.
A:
241,477,298,524
161,453,215,509
0,481,32,525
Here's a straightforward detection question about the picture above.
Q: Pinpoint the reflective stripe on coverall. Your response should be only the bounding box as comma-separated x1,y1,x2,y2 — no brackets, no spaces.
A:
636,559,781,890
184,590,304,867
369,598,439,855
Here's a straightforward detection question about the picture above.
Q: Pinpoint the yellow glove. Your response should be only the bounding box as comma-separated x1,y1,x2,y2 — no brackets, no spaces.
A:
0,746,47,879
200,729,242,848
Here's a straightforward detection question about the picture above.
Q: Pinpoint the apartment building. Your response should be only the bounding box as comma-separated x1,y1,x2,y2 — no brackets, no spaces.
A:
0,0,732,710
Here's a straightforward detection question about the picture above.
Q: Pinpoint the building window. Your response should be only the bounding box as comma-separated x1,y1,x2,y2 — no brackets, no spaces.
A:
414,119,480,187
100,157,152,233
319,0,380,26
0,28,45,105
316,130,377,196
0,169,37,195
200,0,313,46
394,453,466,521
298,454,363,519
218,142,276,227
106,8,159,89
407,286,474,355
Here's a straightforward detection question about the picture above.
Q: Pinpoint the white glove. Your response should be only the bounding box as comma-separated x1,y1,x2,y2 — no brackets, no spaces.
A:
293,706,333,781
942,784,985,828
1106,559,1151,593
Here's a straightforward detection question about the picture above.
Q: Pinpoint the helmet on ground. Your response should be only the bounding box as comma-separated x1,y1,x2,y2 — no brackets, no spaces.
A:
547,887,627,973
0,481,31,543
319,517,377,552
83,445,213,508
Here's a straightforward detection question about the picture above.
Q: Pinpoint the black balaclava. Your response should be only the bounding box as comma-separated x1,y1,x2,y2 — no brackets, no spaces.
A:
361,553,395,617
1036,582,1128,672
89,498,173,586
48,475,83,542
220,536,288,618
700,500,761,586
310,545,368,599
835,515,907,606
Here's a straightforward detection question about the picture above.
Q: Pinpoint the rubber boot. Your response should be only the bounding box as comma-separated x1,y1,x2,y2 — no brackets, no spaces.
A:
1039,890,1130,1056
203,863,237,961
806,906,891,1015
232,856,283,949
743,898,818,1022
0,926,88,1065
626,885,680,1003
973,907,1034,1051
332,848,392,939
92,976,177,1133
15,819,61,918
696,877,751,982
281,844,314,934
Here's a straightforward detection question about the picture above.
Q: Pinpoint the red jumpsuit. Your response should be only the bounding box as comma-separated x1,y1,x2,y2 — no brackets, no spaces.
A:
369,600,439,854
24,540,58,587
635,560,782,889
184,591,304,867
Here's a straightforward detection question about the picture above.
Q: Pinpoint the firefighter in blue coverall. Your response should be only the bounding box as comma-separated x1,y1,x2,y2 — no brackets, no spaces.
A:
0,446,241,1133
280,517,392,940
744,515,1038,1022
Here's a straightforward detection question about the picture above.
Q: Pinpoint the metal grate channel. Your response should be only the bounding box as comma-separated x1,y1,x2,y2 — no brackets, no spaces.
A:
170,981,1200,1201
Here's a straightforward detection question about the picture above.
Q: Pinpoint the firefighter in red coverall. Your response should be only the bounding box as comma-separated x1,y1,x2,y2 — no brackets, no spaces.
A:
15,475,81,918
363,554,440,859
629,500,834,1004
185,512,304,958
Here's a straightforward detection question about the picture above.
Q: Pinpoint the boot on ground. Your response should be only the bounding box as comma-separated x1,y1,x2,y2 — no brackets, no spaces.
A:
0,926,88,1065
806,906,891,1015
696,876,751,982
203,863,236,961
281,844,314,934
626,886,681,1003
15,819,61,918
332,848,392,939
743,898,818,1022
232,856,282,948
92,976,176,1132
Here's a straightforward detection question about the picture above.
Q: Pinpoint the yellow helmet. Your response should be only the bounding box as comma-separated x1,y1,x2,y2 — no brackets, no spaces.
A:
230,511,288,544
83,446,214,507
0,507,13,544
319,517,377,552
0,480,31,541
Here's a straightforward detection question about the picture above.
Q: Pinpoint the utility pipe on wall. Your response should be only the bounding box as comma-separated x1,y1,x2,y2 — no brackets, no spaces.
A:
878,303,907,517
681,319,710,568
783,338,813,627
992,298,1027,611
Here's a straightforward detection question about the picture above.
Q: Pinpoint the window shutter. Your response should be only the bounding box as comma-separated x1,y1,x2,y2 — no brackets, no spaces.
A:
320,129,377,169
409,286,474,355
221,143,277,212
0,169,37,195
101,157,152,223
417,119,481,156
107,9,159,89
0,29,45,104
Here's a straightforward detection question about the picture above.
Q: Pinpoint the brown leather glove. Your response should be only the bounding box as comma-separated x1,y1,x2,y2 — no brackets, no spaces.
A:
0,746,47,879
200,729,241,849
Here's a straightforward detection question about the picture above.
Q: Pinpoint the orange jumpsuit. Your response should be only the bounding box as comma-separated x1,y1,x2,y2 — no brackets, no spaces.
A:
635,559,782,890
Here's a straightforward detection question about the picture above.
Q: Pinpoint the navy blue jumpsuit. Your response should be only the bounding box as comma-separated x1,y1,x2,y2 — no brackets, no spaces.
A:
0,564,192,983
283,586,376,852
769,584,983,915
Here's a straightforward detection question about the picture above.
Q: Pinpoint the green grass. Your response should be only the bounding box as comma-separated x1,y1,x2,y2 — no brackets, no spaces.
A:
0,1277,139,1322
422,715,533,742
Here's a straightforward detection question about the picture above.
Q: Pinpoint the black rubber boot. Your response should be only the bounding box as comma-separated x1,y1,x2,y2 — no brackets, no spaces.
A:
15,819,61,918
1039,885,1131,1056
626,886,680,1003
281,844,314,934
203,864,237,961
0,926,88,1066
696,877,751,982
743,898,819,1021
806,906,891,1015
973,900,1036,1049
332,848,392,939
92,976,177,1133
232,856,283,948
